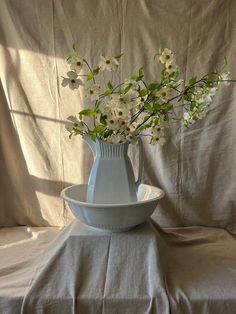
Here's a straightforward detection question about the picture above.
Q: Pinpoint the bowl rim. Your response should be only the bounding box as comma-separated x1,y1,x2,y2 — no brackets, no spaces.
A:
61,183,165,208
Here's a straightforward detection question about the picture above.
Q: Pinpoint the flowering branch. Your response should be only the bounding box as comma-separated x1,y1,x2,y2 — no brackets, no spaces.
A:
62,48,233,145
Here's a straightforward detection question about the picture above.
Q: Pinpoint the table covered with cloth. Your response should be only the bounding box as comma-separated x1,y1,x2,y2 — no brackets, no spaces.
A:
0,219,236,314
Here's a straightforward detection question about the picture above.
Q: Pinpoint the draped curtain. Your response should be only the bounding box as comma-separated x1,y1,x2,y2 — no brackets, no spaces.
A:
0,0,235,229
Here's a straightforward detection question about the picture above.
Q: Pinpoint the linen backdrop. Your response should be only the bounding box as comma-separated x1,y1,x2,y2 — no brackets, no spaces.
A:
0,0,235,229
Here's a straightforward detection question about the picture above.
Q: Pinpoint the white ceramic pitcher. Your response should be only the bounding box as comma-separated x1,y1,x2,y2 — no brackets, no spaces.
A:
83,135,143,204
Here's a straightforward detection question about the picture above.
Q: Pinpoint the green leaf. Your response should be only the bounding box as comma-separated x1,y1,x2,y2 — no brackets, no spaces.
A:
100,115,107,125
79,109,95,118
103,129,113,138
66,53,76,61
144,102,152,110
90,134,96,142
131,75,139,81
74,129,84,135
95,101,102,111
139,89,147,97
153,103,161,111
124,84,132,93
104,89,112,96
86,72,94,81
189,76,197,85
139,67,144,76
148,83,160,91
108,81,113,90
93,68,99,75
93,125,105,134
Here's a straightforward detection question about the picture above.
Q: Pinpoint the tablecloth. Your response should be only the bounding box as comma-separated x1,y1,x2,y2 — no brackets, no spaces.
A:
1,220,236,314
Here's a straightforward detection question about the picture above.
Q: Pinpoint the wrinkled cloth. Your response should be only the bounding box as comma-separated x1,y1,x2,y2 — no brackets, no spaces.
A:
0,221,236,313
0,1,236,313
0,0,235,229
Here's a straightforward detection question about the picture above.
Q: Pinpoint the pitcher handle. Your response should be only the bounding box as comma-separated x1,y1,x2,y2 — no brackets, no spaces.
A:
135,137,143,189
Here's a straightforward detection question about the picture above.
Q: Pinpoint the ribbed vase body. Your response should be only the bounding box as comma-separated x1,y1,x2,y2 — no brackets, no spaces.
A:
84,136,138,204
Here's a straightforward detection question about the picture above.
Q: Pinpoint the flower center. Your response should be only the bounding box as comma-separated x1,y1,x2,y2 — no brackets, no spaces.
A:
106,60,111,64
77,61,81,66
118,111,123,116
168,64,172,69
166,55,170,59
110,119,114,124
90,90,94,94
71,79,75,83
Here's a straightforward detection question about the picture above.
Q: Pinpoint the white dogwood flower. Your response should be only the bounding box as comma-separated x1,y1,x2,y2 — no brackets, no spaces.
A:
150,135,166,146
151,126,165,138
106,133,125,144
107,117,123,131
136,94,148,106
112,107,131,121
124,78,139,90
85,84,101,101
61,71,84,90
156,87,171,102
159,48,174,64
69,57,85,73
165,61,178,74
183,112,195,127
65,115,84,132
99,56,119,71
109,93,136,110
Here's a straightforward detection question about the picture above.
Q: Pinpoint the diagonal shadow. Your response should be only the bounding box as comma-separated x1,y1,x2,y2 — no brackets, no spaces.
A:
0,80,50,227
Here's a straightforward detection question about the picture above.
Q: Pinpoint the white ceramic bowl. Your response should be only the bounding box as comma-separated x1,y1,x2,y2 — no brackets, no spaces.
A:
61,184,165,232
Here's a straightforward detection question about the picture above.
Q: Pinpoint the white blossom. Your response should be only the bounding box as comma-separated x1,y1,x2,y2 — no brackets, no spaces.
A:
124,78,139,90
106,117,123,131
106,133,125,144
156,87,171,102
208,87,218,97
136,94,148,106
165,61,178,74
65,115,84,132
151,126,165,138
126,133,138,144
159,48,174,64
61,71,84,90
183,112,195,127
85,84,101,101
151,135,166,146
99,56,119,71
69,57,85,73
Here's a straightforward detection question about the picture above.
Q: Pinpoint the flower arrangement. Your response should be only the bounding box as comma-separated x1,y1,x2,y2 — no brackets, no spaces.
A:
62,47,232,145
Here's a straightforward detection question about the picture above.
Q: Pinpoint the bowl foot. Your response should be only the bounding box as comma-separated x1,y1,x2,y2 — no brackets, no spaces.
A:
87,224,135,233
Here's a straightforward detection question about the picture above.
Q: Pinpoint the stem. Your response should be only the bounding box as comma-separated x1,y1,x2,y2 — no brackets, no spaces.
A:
135,93,184,131
82,121,90,132
141,79,148,89
112,82,124,92
83,59,97,126
83,59,96,84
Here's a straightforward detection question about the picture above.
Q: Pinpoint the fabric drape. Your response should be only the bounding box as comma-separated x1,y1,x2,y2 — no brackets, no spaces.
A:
0,1,235,229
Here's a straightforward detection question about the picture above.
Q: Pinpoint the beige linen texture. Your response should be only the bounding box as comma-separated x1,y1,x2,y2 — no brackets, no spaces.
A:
0,1,236,313
0,0,235,229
